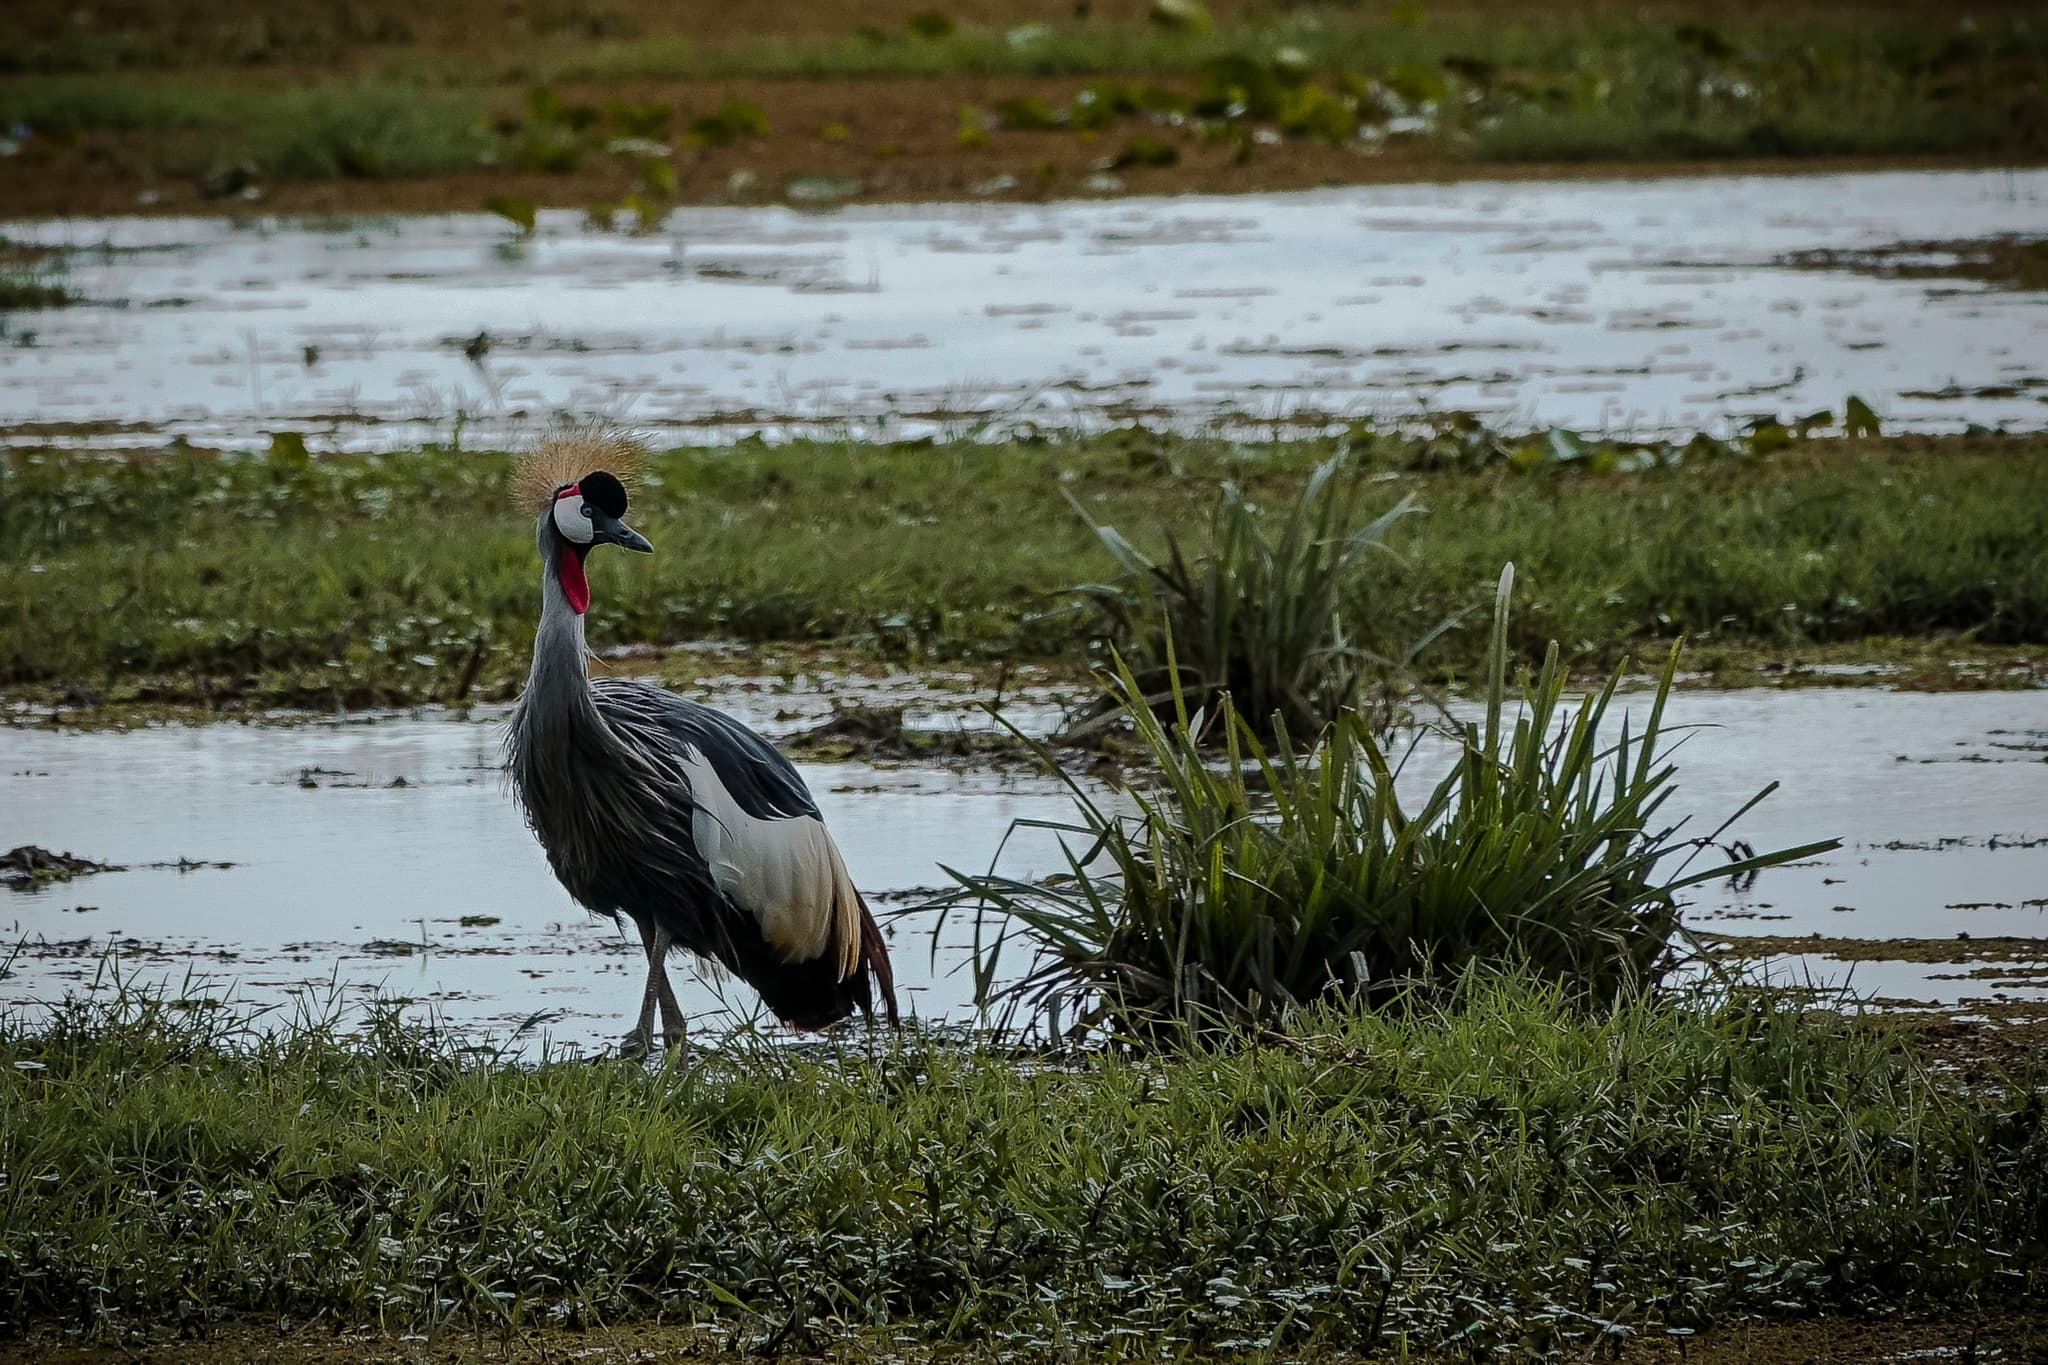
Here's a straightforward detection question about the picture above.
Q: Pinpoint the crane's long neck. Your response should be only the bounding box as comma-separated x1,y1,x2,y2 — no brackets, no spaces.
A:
511,535,610,768
508,529,671,887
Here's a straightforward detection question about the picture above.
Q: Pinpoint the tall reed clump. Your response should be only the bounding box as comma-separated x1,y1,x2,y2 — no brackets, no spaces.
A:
945,566,1836,1036
1059,452,1428,742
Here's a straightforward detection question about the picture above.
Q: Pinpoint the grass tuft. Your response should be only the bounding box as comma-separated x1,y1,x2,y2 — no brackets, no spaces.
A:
1059,451,1426,741
0,243,77,311
945,567,1834,1035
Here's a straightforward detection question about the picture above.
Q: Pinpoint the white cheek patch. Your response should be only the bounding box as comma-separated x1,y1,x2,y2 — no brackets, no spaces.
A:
552,496,594,544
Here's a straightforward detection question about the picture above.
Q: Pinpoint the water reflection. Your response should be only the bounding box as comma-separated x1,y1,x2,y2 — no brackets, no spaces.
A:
4,170,2043,451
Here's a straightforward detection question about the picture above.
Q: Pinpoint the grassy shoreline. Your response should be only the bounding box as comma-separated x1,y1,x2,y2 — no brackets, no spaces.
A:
2,977,2043,1349
3,430,2043,717
1,5,2041,217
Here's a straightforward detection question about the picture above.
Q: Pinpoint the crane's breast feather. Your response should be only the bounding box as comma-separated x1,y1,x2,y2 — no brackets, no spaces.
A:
677,747,860,976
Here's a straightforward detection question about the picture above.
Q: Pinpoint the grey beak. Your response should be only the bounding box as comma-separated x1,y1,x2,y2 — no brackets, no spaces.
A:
591,512,653,554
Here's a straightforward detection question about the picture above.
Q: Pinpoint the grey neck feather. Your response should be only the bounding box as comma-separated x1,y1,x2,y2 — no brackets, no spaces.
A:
508,517,627,824
507,513,678,893
519,526,602,741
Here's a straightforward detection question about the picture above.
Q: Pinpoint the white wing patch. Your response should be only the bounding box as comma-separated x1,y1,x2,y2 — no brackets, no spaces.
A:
678,747,860,980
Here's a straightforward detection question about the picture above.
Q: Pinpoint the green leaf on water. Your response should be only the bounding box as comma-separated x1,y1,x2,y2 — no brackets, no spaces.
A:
1386,62,1449,105
609,99,672,139
1148,0,1212,34
1793,408,1834,438
995,96,1063,131
784,173,859,205
619,192,663,233
266,431,310,466
686,99,769,147
483,195,536,237
1545,426,1587,464
640,158,678,198
956,105,991,149
1748,420,1794,454
1113,134,1180,169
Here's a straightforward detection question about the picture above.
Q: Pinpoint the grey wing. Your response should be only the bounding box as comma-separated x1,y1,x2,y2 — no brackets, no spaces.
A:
592,679,818,818
592,679,862,978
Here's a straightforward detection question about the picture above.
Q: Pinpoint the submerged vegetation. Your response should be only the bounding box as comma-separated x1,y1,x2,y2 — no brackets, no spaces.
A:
0,240,75,312
2,976,2044,1348
0,272,73,311
947,570,1832,1033
1,427,2043,712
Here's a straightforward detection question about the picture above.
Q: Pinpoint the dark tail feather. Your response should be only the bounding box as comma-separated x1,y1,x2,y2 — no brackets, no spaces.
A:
857,894,900,1029
734,893,899,1032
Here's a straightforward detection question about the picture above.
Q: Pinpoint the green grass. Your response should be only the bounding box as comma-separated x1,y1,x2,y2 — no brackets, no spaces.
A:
943,569,1834,1034
0,240,77,311
457,14,2048,93
0,431,2042,711
0,4,418,73
0,272,74,310
2,974,2042,1346
0,80,493,179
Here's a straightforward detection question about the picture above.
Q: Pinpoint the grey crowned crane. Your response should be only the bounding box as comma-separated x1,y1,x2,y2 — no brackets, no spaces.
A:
504,434,898,1055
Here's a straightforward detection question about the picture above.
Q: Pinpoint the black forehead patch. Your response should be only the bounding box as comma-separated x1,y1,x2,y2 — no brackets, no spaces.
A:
579,469,629,518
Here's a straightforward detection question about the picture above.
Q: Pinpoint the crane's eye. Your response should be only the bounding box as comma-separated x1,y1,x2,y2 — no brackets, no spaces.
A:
552,494,595,544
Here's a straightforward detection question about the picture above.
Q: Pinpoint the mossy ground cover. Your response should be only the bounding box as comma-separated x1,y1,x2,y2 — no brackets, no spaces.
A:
1,976,2043,1351
2,430,2042,715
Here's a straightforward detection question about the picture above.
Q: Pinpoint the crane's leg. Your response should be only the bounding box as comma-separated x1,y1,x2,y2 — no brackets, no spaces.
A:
621,916,662,1059
647,923,687,1052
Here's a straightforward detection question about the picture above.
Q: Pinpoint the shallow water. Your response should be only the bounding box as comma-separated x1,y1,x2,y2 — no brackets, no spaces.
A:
3,686,2042,1047
0,710,1090,1047
4,169,2044,451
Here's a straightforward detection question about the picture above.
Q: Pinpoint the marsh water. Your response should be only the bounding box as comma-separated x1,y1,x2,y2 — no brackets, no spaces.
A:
4,167,2045,1048
4,168,2045,451
4,687,2043,1048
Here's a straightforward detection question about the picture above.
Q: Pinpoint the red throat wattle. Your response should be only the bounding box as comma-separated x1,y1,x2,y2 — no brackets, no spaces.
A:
553,482,590,614
559,550,590,615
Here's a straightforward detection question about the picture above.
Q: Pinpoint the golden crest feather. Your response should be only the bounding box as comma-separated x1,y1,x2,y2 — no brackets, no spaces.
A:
511,429,646,515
